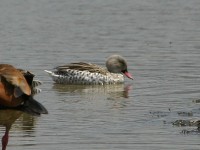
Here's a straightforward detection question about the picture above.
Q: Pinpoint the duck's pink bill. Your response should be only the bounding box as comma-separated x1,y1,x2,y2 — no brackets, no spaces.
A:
124,72,133,80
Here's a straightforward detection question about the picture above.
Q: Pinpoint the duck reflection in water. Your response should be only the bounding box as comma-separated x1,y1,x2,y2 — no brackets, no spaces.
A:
0,109,36,150
53,83,132,98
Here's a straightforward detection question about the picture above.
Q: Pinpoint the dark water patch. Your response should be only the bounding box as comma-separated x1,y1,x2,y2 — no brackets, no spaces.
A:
177,111,193,117
172,120,200,127
193,99,200,103
149,110,171,118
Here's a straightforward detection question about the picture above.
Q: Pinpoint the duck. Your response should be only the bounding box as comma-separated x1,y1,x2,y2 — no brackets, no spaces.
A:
45,55,133,85
0,64,48,115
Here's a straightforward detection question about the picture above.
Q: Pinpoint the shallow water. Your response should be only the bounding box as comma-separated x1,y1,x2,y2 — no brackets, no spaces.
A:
1,0,200,149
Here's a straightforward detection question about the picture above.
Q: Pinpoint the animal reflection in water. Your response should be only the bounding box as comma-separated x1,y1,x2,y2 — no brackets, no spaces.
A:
53,83,132,98
0,109,35,150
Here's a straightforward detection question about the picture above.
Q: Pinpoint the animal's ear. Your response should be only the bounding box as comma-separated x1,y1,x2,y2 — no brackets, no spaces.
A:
14,87,24,98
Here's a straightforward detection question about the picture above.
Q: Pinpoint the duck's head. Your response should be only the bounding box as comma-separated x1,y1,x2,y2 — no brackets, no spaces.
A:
106,55,133,80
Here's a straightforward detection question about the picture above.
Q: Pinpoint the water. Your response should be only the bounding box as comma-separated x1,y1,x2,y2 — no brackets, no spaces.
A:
0,0,200,149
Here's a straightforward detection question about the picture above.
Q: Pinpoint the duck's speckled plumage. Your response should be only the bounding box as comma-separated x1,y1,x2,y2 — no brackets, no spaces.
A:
45,55,133,85
45,69,124,85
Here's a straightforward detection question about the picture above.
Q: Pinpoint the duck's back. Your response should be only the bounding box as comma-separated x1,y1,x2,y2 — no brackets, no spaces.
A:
45,62,124,85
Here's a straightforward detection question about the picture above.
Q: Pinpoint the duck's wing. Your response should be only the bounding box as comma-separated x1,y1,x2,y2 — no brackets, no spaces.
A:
55,62,109,75
0,64,31,97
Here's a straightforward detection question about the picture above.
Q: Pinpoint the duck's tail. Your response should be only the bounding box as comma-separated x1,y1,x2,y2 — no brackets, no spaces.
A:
44,70,53,75
44,70,60,77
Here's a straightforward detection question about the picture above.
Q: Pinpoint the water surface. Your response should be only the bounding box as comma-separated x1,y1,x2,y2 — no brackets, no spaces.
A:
1,0,200,149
